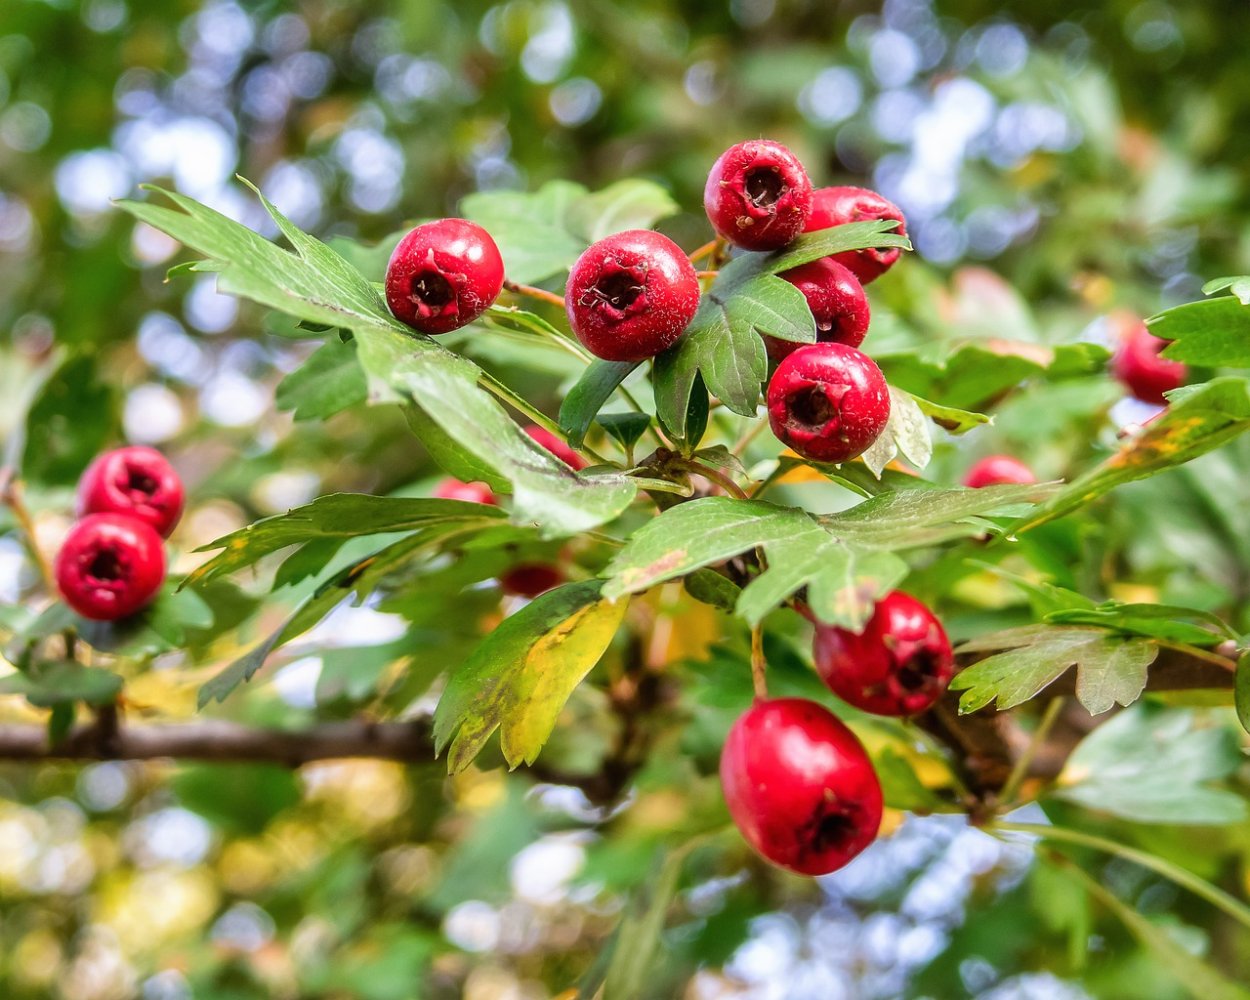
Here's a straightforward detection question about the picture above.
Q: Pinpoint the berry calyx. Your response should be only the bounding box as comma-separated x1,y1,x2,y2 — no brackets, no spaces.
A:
813,591,954,717
55,513,166,621
1112,322,1186,404
703,140,813,251
565,230,700,362
76,445,185,538
385,219,505,335
804,186,907,284
500,563,564,598
766,343,890,464
720,698,882,876
963,455,1036,488
434,478,498,505
767,257,871,362
524,425,587,470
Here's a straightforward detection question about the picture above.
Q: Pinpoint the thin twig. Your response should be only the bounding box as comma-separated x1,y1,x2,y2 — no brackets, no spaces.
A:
503,279,566,310
997,696,1065,809
750,625,768,699
476,372,611,466
687,239,720,265
695,270,719,280
0,469,54,591
686,460,749,500
732,418,769,457
1154,638,1237,672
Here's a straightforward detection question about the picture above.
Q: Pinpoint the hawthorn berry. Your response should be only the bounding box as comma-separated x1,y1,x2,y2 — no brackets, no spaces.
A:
720,698,882,876
500,563,564,598
55,513,166,621
962,455,1036,488
766,343,890,464
813,591,954,717
1112,322,1186,404
565,230,700,362
703,139,813,251
434,478,498,505
524,425,587,470
385,219,505,335
76,445,185,538
805,186,907,284
767,257,871,362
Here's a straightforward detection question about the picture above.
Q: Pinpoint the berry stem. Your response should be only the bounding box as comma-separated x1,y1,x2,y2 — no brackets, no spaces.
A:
1154,638,1237,672
503,279,566,310
732,417,770,457
686,460,749,500
997,696,1065,809
0,469,54,592
695,270,719,280
476,372,610,466
750,624,768,699
687,239,721,265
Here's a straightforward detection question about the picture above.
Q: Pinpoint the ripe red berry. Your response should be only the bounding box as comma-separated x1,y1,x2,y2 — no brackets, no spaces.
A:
813,591,954,717
500,563,564,598
565,230,700,362
963,455,1036,488
767,258,871,362
1112,322,1186,404
720,698,882,876
55,514,166,621
524,425,587,470
804,186,907,284
434,478,498,505
76,445,185,538
766,343,890,464
704,140,813,251
385,219,505,335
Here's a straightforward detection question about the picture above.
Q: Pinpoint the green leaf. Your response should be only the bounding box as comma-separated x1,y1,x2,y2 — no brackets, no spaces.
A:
1201,275,1250,304
76,584,216,657
0,661,123,707
1013,377,1250,531
603,486,1046,628
433,580,628,772
1055,704,1247,825
187,494,507,588
566,178,681,244
1149,296,1250,367
951,625,1157,714
1237,651,1250,737
598,412,653,451
1045,602,1237,647
20,354,120,488
910,393,992,434
558,359,642,447
861,387,932,476
275,337,368,421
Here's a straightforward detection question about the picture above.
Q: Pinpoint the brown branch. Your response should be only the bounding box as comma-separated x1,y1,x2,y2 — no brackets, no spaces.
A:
0,468,54,591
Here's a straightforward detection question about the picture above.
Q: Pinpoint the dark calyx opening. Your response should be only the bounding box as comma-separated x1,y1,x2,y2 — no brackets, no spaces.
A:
744,166,786,208
410,270,455,310
87,548,124,582
126,467,159,496
896,648,942,692
811,806,858,853
789,387,835,427
594,271,645,311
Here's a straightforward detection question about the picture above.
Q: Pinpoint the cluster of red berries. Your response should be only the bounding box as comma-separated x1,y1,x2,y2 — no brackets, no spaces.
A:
54,447,185,621
435,425,584,599
722,591,953,876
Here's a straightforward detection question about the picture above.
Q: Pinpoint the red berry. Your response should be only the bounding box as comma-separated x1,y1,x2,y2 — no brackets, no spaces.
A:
704,140,813,251
500,563,564,598
76,445,185,538
766,343,890,464
767,258,871,362
804,186,907,284
963,455,1036,488
385,219,505,334
1112,322,1186,404
434,478,498,505
813,591,954,717
566,230,700,362
720,698,882,876
55,514,166,621
524,425,587,470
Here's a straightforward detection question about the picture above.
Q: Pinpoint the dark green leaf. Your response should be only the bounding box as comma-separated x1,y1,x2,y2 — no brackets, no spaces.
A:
0,661,123,707
20,354,120,488
597,412,653,451
558,359,642,447
275,338,368,421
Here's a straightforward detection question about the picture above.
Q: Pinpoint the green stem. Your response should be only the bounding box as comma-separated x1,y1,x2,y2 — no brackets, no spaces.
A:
994,821,1250,932
477,372,611,466
686,460,749,500
1154,638,1237,672
998,696,1065,808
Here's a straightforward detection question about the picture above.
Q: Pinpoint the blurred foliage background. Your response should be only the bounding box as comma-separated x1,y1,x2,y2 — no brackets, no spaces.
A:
3,1,1250,998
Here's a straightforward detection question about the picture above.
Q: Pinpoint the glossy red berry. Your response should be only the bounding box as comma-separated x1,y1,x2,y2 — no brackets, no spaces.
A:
500,563,564,598
704,140,813,251
1112,322,1186,404
55,514,166,621
766,343,890,464
963,455,1036,488
805,186,907,284
813,591,954,717
720,698,882,876
565,230,700,362
434,478,498,505
767,258,871,362
76,445,185,538
385,219,505,334
524,425,587,470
